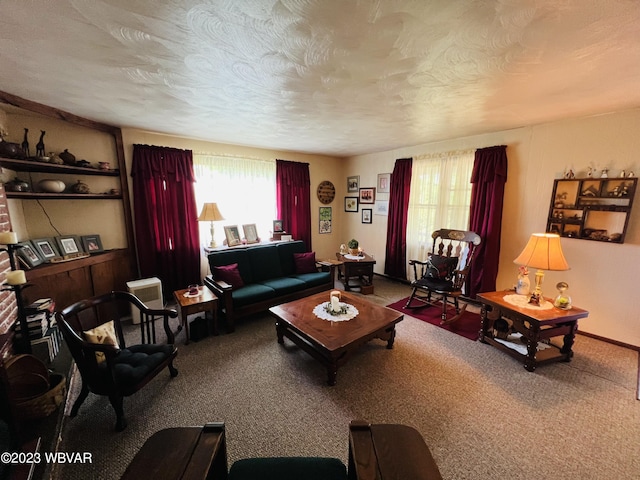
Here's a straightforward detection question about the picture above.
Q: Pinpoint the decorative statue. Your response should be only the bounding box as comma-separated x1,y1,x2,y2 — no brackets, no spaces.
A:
35,130,46,157
21,128,29,157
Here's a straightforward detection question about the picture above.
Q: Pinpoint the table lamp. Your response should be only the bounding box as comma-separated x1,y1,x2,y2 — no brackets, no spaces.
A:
513,233,569,305
198,203,225,248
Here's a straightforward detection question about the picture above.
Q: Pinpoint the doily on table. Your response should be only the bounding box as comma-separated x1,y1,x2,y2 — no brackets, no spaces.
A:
312,302,359,322
343,254,365,260
503,294,554,310
183,291,202,298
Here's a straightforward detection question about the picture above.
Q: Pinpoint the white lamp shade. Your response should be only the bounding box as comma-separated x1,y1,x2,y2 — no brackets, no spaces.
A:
513,233,570,271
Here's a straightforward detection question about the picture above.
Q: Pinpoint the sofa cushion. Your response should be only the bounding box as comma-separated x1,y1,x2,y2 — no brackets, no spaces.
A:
290,271,332,288
208,249,253,284
293,251,317,273
426,254,458,281
277,240,308,275
248,245,283,282
228,457,347,480
231,284,276,307
260,277,307,296
212,263,245,289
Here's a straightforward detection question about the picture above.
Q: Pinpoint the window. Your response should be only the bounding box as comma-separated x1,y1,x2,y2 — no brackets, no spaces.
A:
406,150,474,271
193,154,276,246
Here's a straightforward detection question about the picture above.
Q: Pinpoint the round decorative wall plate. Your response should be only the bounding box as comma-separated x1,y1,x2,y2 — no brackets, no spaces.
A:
317,180,336,204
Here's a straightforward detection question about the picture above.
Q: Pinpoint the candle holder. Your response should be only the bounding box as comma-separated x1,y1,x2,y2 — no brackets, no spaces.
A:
2,283,33,354
0,243,25,271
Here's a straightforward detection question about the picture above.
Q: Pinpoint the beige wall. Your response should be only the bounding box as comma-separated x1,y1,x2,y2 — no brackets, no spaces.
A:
346,108,640,347
120,129,344,277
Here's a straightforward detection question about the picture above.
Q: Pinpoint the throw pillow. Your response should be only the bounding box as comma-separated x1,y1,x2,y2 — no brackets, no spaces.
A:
293,252,317,274
426,254,458,281
213,263,245,289
83,320,119,364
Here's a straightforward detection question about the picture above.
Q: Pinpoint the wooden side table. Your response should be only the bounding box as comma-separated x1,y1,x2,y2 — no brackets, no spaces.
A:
477,291,589,371
173,287,218,344
335,252,376,292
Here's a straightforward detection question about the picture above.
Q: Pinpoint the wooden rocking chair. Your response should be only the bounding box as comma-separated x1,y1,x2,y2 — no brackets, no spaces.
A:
405,229,481,325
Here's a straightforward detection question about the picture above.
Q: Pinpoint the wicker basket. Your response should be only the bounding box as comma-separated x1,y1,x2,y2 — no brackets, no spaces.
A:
14,373,66,420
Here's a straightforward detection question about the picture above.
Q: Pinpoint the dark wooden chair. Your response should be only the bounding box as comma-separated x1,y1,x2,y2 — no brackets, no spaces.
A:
405,229,481,325
57,291,179,431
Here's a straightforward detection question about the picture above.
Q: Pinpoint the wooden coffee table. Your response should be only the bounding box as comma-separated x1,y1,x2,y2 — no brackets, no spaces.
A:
269,291,403,385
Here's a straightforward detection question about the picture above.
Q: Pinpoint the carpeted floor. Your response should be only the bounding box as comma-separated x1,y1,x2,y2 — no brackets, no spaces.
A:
386,297,481,341
52,278,640,480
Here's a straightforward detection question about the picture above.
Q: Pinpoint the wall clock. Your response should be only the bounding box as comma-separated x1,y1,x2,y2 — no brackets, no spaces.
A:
317,180,336,204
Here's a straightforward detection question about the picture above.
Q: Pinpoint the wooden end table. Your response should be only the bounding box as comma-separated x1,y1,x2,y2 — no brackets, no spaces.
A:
477,291,589,371
173,287,219,344
335,252,376,292
269,291,403,385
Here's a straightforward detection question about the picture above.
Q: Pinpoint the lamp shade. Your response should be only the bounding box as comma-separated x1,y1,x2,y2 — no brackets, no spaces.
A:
198,203,224,222
513,233,570,271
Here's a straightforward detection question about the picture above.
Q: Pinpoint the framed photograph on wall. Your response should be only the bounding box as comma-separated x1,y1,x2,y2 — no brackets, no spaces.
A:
347,175,360,193
319,207,332,234
362,208,372,224
377,173,391,193
242,224,259,244
359,187,375,204
55,235,83,256
16,241,44,268
81,234,104,253
31,237,60,261
345,196,358,212
374,200,389,216
224,225,242,246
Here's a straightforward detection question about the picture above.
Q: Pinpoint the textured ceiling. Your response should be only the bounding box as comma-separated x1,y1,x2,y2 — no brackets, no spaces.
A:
1,0,639,156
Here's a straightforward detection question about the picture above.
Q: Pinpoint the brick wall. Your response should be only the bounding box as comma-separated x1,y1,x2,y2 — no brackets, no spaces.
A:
0,183,18,337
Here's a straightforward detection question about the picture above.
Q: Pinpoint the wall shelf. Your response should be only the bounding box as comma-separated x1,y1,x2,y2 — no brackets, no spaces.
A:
5,191,122,200
0,157,119,176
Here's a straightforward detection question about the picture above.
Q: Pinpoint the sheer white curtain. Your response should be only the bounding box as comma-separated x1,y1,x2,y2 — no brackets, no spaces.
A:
193,154,276,246
405,150,474,278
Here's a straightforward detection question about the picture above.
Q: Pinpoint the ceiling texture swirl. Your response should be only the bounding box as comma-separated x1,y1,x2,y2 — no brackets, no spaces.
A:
1,0,639,156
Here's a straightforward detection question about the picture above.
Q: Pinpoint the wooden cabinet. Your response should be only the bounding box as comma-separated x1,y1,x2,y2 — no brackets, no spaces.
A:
546,177,637,243
0,90,137,310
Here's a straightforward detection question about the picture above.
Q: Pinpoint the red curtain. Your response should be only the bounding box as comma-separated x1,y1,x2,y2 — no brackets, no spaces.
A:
468,145,508,297
276,160,312,249
131,144,201,295
384,158,413,279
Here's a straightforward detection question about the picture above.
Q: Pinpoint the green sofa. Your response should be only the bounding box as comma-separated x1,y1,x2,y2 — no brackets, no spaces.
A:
204,241,335,332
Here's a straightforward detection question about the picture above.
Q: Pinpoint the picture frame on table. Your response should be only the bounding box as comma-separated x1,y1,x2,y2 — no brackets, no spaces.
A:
377,173,391,193
359,187,375,204
347,175,360,193
362,208,372,224
81,234,104,253
273,219,284,233
344,196,358,212
242,224,259,244
55,235,83,256
16,241,44,268
31,237,60,261
224,225,242,246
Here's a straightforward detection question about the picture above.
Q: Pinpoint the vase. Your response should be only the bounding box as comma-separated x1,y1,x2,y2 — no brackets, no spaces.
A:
516,274,530,295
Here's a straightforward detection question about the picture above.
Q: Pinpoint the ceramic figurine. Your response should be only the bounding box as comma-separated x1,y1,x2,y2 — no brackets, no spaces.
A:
21,128,29,157
35,130,46,157
601,168,609,178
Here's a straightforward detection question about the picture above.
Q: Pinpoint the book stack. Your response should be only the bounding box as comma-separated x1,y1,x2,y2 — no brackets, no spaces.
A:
15,298,61,364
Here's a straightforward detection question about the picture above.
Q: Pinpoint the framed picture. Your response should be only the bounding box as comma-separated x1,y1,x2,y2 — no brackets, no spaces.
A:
347,175,360,193
224,225,242,246
55,235,83,255
319,207,332,234
273,219,284,233
377,173,391,193
81,234,104,253
345,196,359,212
374,200,389,216
362,208,372,224
242,224,259,244
31,237,60,260
16,241,43,268
359,187,375,204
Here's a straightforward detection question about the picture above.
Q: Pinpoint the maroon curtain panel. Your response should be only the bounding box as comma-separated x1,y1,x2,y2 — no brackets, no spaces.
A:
276,160,312,249
468,145,508,297
131,144,201,294
384,158,413,279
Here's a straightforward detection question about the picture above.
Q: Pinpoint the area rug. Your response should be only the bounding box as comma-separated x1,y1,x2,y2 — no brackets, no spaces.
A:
386,297,481,341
